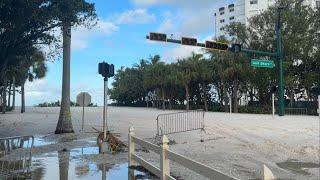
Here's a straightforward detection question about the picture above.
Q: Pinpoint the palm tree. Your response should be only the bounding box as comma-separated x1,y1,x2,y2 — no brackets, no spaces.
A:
174,57,198,110
14,48,47,113
55,21,74,134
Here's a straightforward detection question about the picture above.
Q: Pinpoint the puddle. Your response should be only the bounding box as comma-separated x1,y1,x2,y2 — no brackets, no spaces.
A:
276,160,320,175
33,136,55,147
30,146,156,180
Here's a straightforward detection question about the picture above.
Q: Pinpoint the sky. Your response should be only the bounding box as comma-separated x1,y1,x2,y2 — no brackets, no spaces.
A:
22,0,234,106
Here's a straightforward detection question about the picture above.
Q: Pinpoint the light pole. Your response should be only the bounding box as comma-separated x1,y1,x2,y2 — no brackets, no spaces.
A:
276,6,285,116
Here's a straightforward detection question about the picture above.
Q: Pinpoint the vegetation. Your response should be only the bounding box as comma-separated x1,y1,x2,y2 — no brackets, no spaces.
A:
35,101,98,107
110,2,319,115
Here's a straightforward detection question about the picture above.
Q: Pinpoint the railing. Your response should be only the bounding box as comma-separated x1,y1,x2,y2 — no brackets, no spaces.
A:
156,110,205,136
128,127,239,180
285,108,308,115
0,135,34,179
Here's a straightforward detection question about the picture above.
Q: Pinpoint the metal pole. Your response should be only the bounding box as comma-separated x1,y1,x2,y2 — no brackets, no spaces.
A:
103,78,108,140
318,95,320,119
277,7,285,116
272,93,275,118
229,93,232,114
82,93,85,132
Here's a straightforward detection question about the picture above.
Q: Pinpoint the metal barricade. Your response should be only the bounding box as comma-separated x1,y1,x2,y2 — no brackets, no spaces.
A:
0,136,34,179
156,110,205,136
285,108,308,115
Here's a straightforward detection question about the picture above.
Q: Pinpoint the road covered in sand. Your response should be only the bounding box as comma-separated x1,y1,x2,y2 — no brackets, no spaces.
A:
0,107,319,179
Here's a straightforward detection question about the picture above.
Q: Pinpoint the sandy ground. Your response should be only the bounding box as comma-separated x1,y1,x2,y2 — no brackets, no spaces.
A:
0,107,319,180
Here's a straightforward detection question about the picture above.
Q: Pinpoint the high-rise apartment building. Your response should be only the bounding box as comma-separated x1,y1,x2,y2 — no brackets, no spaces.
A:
214,0,319,37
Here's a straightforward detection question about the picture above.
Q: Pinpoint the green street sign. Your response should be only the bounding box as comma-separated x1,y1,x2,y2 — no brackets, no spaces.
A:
251,59,275,68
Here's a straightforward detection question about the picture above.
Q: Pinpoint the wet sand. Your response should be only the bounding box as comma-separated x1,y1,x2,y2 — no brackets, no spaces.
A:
0,107,319,179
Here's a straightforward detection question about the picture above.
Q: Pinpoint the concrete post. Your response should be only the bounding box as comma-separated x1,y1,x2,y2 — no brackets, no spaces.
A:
160,135,170,180
263,165,275,180
128,127,136,166
272,93,275,118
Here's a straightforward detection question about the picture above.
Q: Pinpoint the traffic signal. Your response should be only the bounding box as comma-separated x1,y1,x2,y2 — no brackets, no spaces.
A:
99,62,115,78
205,41,229,51
181,37,197,46
230,43,242,53
149,32,167,42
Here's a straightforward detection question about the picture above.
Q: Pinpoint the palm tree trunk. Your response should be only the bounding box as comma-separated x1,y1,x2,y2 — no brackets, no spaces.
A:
161,87,165,110
201,82,208,111
168,99,172,110
222,82,228,112
184,81,190,111
7,80,11,108
21,81,25,113
233,80,239,113
55,21,74,134
58,150,70,180
2,83,6,114
12,77,15,110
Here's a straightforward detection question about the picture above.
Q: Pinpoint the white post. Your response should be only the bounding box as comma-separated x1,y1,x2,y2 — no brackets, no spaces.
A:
128,127,135,179
272,93,275,118
128,127,135,166
229,93,232,114
160,135,170,180
263,165,275,180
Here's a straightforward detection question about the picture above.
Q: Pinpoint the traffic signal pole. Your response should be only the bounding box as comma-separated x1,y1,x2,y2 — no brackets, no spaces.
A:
147,7,285,116
276,7,285,116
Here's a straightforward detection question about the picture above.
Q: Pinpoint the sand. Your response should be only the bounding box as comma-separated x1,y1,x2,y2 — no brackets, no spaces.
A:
0,107,319,179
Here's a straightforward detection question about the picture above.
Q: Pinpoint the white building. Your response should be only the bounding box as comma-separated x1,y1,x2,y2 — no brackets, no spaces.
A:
215,0,320,37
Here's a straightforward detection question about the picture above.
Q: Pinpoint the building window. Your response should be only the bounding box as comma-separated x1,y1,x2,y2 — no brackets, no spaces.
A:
228,4,235,8
229,8,234,12
220,11,225,15
220,19,225,23
219,7,225,11
250,0,258,4
316,1,320,8
230,16,235,20
220,27,225,31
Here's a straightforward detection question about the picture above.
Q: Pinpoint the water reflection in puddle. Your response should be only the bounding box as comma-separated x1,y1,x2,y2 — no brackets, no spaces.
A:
33,136,55,147
31,146,156,180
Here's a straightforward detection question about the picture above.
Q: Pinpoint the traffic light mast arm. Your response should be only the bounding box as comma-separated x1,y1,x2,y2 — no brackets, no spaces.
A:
240,48,278,57
146,35,206,48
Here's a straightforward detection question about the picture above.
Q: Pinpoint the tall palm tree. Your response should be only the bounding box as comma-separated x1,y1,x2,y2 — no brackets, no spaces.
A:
55,21,74,134
175,56,198,110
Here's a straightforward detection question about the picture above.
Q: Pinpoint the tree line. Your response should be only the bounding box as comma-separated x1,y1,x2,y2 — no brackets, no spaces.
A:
0,0,96,115
110,1,320,114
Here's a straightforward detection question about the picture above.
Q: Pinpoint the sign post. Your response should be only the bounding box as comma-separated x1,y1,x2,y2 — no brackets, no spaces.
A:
76,92,91,132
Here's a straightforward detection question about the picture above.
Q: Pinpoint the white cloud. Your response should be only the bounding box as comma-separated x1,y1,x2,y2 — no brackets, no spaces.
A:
22,79,61,106
113,9,156,24
72,20,118,50
163,45,202,62
131,0,160,7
